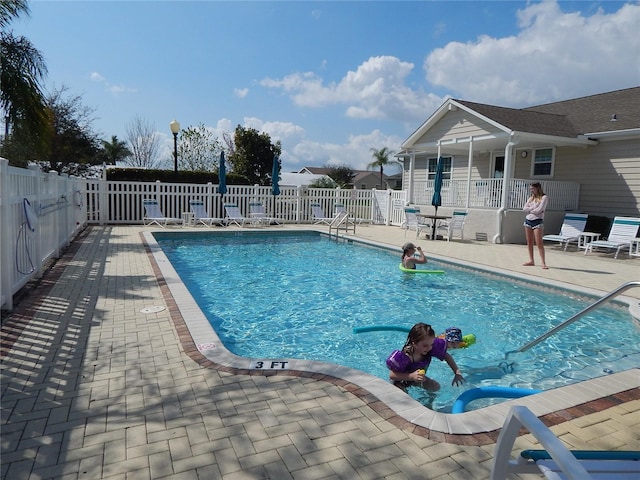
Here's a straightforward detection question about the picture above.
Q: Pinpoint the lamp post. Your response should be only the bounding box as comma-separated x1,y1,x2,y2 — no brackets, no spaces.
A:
169,119,180,177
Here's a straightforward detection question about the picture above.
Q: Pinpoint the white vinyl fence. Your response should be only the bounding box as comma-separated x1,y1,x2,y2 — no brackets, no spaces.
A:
1,159,87,310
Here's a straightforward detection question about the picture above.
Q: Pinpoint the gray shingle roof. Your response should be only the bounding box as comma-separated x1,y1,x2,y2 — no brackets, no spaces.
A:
456,86,639,137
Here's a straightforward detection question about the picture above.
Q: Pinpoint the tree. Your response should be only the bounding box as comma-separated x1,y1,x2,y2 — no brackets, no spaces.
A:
368,147,395,189
124,116,160,169
308,176,338,188
325,165,355,188
228,125,281,185
4,86,101,172
177,123,220,172
0,0,48,154
98,135,131,165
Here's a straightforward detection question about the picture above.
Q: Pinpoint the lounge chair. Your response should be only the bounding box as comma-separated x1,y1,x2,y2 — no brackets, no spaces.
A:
491,405,640,480
310,203,333,225
436,210,467,241
142,199,181,227
403,207,430,238
334,204,357,226
542,213,588,251
584,216,640,259
249,202,282,226
189,200,224,227
223,203,249,227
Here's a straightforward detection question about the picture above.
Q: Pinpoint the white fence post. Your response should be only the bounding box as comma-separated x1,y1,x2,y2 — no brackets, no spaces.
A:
0,159,11,309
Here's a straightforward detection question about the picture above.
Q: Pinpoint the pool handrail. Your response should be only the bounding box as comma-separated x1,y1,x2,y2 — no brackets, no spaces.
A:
512,281,640,355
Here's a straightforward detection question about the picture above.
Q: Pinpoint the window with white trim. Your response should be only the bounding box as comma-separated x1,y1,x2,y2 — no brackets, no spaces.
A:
427,156,452,180
531,148,554,177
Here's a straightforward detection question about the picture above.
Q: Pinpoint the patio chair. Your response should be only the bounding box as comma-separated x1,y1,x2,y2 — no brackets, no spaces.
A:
310,203,333,225
142,199,181,227
542,213,588,251
436,210,467,241
334,204,357,226
403,207,431,238
189,200,225,227
223,203,249,227
584,216,640,259
249,202,282,226
491,405,640,480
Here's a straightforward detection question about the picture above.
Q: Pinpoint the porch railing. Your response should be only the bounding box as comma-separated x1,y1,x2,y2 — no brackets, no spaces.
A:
412,179,579,211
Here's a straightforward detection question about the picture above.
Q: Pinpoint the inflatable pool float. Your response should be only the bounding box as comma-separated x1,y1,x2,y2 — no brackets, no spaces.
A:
438,333,476,348
353,325,413,334
399,263,444,274
451,386,541,414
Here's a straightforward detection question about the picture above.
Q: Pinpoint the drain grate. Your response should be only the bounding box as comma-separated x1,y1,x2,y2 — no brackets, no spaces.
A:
140,305,166,314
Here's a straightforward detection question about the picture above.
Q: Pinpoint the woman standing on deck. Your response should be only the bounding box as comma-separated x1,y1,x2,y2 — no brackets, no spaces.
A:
522,182,548,269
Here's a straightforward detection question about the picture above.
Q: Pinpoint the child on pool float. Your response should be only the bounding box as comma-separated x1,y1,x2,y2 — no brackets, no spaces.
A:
438,326,476,349
386,322,465,392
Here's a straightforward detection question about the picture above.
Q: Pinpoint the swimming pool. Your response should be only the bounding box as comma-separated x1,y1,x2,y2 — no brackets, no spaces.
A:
154,230,640,412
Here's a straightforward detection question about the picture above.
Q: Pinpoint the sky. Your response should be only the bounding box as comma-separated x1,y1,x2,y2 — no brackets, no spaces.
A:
9,0,640,174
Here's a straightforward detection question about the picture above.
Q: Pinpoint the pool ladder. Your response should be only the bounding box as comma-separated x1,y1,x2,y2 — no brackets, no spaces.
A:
514,281,640,354
328,210,356,238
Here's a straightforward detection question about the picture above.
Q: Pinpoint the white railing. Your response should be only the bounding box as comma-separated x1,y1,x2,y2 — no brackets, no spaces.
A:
413,178,579,211
1,159,87,310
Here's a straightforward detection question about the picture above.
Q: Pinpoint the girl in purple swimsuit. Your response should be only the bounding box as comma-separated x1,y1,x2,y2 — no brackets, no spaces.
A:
386,323,465,392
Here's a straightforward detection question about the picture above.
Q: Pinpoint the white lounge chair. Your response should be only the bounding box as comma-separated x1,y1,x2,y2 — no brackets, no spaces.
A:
436,210,467,241
584,216,640,259
189,200,224,227
334,204,357,227
403,207,430,238
542,213,588,251
491,405,640,480
249,202,282,226
310,203,333,225
142,199,181,227
224,203,248,227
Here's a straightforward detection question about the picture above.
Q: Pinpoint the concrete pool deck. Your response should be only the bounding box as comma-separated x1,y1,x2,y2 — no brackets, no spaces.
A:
2,224,639,479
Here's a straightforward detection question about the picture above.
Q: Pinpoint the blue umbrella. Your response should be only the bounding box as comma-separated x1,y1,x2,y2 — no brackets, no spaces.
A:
218,151,227,196
431,156,444,216
271,155,280,197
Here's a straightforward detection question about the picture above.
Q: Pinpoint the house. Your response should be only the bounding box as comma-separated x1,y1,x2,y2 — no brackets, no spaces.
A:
279,171,333,187
397,87,640,244
299,167,392,190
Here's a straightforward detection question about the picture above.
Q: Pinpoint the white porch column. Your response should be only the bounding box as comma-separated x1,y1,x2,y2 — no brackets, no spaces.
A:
408,150,415,204
465,138,474,209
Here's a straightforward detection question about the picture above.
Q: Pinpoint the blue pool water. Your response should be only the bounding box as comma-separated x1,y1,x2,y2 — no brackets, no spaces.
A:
155,230,640,412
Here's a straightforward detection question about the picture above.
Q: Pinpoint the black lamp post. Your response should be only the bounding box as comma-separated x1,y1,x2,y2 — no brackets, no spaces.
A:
169,119,180,177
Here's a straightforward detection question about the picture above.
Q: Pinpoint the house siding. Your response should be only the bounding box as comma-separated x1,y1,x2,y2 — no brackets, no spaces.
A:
554,139,640,217
414,110,499,145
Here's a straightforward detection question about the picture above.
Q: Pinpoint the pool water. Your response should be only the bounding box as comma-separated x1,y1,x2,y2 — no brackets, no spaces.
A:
155,230,640,412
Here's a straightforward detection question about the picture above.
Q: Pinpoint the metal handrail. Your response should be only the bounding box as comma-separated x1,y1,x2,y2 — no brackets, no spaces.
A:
515,281,640,353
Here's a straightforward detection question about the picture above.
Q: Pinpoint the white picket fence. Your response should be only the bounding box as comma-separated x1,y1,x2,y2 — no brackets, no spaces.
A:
0,159,87,310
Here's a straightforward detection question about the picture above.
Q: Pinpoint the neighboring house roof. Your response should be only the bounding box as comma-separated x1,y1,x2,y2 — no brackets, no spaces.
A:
279,172,332,187
300,167,390,184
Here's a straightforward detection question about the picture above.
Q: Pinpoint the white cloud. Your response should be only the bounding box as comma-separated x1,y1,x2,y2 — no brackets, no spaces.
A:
260,56,443,124
234,87,248,98
424,1,640,106
88,71,137,95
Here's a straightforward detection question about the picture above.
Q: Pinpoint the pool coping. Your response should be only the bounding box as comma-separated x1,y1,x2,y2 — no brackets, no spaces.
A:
142,230,640,445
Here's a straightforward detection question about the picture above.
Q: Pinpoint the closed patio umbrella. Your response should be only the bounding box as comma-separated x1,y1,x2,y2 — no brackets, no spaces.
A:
429,156,445,239
431,156,444,216
271,155,280,197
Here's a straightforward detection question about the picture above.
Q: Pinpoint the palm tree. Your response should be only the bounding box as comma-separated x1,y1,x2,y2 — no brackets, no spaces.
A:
100,135,132,165
1,0,48,139
368,147,395,189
